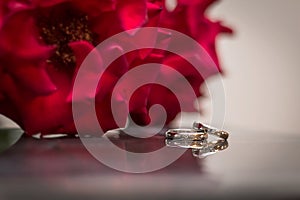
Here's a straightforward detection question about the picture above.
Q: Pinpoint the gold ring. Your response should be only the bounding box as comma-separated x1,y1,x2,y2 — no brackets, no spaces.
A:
165,129,208,141
193,122,229,140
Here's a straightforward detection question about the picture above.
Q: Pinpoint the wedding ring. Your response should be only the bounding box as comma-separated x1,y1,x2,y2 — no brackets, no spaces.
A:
192,140,229,158
193,122,229,140
165,139,228,151
165,129,208,141
165,139,228,158
165,139,207,149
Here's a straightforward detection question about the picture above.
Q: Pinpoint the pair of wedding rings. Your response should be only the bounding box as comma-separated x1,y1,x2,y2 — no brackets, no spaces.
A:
165,122,229,158
165,122,229,141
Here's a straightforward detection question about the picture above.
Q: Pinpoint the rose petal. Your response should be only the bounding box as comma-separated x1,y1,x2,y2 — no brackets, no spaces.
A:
31,0,69,8
21,65,73,135
90,11,122,42
0,10,54,60
116,0,147,30
145,2,162,27
68,40,103,102
72,0,116,17
9,63,57,95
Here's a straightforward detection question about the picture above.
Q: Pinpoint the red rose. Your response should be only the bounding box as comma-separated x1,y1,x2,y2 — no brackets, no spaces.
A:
0,0,232,136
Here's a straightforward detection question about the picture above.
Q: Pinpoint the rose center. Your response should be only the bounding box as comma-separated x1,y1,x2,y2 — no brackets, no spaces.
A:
37,6,96,69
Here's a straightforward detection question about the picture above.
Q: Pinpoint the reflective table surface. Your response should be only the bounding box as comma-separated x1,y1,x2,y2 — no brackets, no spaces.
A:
0,128,300,200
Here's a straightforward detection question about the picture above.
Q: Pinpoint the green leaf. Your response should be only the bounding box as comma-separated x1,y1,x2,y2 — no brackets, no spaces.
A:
0,129,23,153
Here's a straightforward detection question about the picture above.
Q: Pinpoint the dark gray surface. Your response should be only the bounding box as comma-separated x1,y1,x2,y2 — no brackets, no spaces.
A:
0,128,300,200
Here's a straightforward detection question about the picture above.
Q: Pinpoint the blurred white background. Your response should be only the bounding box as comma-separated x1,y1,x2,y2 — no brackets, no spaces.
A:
1,0,300,134
210,0,300,134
